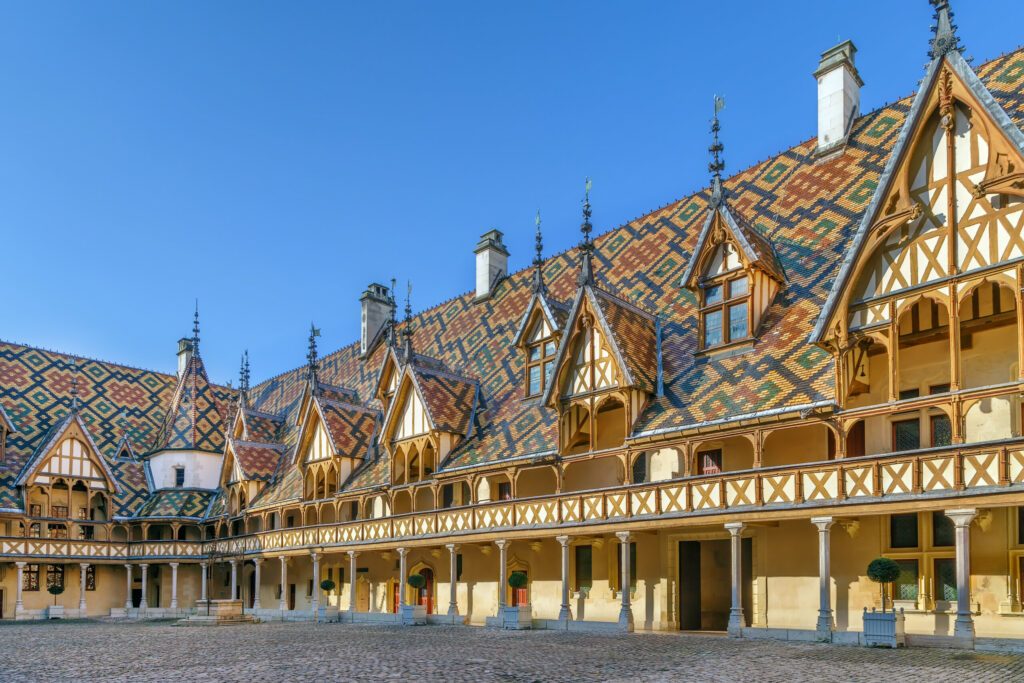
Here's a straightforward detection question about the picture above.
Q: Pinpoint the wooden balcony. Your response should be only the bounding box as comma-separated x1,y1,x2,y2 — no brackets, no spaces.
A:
0,538,205,561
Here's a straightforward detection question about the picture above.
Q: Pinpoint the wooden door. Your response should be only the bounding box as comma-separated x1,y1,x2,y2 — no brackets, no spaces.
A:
356,579,370,612
418,569,434,614
679,541,701,630
511,572,528,606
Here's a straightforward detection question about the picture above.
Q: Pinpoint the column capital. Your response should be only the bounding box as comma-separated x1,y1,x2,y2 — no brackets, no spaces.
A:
725,522,746,535
139,563,149,570
15,561,27,568
494,539,508,551
168,562,179,569
79,562,90,569
811,516,835,531
229,558,238,567
279,555,288,565
253,557,263,565
614,531,631,543
444,543,459,553
555,535,570,547
347,550,359,559
309,551,320,561
199,560,208,568
396,547,409,558
945,508,978,527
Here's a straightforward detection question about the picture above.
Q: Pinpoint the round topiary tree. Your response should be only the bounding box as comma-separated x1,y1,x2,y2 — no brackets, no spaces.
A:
48,584,65,606
508,571,528,590
867,557,902,613
407,573,426,591
320,579,336,594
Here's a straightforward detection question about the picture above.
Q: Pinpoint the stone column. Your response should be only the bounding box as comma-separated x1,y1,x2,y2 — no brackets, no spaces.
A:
199,561,208,602
615,531,634,631
124,563,133,610
15,561,25,614
279,556,288,612
812,517,834,636
139,564,149,612
556,535,572,622
397,548,409,610
446,543,459,616
947,509,978,639
495,539,508,615
230,560,238,601
310,552,321,619
168,563,179,610
725,522,745,636
252,559,263,610
347,551,359,612
78,563,89,615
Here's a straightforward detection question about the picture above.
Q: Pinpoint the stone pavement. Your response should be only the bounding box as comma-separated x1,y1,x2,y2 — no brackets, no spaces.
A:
1,620,1023,682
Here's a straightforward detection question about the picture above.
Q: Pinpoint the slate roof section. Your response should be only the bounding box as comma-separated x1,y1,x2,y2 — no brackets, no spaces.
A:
411,365,478,437
238,407,285,444
590,287,658,394
680,199,786,289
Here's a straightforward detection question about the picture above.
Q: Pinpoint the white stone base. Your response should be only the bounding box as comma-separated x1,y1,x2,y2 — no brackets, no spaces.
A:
400,604,427,626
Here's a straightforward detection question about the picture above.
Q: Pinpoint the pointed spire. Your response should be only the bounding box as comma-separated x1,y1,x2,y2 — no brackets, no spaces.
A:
533,210,546,293
577,178,595,286
387,277,399,348
69,357,80,413
191,299,201,358
401,280,414,361
709,95,726,207
307,323,321,391
238,350,251,406
929,0,961,60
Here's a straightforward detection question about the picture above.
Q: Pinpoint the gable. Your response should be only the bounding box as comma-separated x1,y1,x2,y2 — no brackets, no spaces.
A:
388,376,430,442
302,413,334,464
18,418,118,493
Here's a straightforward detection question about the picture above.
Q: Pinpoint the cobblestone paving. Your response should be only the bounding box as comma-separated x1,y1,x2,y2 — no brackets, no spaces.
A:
2,620,1024,682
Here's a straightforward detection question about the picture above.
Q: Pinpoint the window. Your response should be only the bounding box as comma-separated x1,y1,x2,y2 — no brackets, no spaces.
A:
892,418,920,451
456,553,463,581
23,564,40,591
79,525,95,540
46,565,65,591
890,514,919,549
497,482,512,501
49,524,68,539
930,414,952,448
29,504,41,517
700,273,751,349
899,388,921,401
894,559,919,601
86,565,96,591
697,450,722,475
29,523,41,538
930,384,951,395
525,317,557,397
574,545,592,591
934,558,957,602
932,511,955,547
632,454,648,484
52,505,68,518
174,467,186,488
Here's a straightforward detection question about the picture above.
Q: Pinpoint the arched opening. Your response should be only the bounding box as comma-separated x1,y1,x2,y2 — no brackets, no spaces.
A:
965,397,1018,443
304,469,317,500
562,455,624,492
959,280,1019,390
420,443,436,481
320,504,337,524
392,490,412,516
303,506,318,527
691,436,754,475
516,466,558,498
896,296,951,398
761,424,835,467
845,337,891,409
393,445,408,485
439,481,472,508
413,486,434,511
325,465,339,496
646,447,685,482
593,396,626,451
231,519,243,536
110,525,128,542
475,473,513,502
247,516,263,534
561,404,592,456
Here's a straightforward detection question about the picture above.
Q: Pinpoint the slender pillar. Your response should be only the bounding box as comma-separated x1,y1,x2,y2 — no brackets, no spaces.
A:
139,564,149,612
310,552,321,619
615,531,634,631
556,535,572,622
279,556,288,612
252,559,263,610
230,559,239,601
347,551,359,612
15,561,25,614
495,539,508,615
78,563,89,615
947,509,978,639
199,561,208,602
124,563,133,610
811,517,834,635
168,563,179,610
725,522,745,636
397,548,409,609
446,543,459,616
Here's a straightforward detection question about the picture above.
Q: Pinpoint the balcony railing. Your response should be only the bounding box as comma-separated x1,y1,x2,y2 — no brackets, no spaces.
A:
0,538,205,561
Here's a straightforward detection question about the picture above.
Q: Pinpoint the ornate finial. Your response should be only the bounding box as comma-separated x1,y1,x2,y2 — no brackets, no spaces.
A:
401,281,414,360
307,323,321,389
533,210,546,293
577,178,595,286
69,358,80,412
238,350,251,397
386,277,398,347
929,0,961,60
191,299,201,357
709,95,726,206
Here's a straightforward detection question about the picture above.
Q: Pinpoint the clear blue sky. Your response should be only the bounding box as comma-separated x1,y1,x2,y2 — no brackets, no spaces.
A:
1,1,1020,385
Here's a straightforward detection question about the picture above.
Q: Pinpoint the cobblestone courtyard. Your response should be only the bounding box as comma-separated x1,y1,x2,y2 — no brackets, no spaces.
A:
2,621,1024,682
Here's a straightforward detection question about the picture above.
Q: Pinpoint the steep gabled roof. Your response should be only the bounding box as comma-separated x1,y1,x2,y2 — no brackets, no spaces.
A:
151,352,227,454
237,407,286,443
318,398,378,458
15,410,122,493
231,439,286,482
0,403,16,434
680,198,786,288
511,290,570,347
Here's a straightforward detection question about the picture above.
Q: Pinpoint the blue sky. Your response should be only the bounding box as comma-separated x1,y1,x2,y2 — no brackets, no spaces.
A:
1,1,1020,385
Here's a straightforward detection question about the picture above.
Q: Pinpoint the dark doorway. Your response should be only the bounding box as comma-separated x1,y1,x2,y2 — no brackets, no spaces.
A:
677,538,753,631
132,588,142,608
0,588,5,619
248,568,256,608
417,568,434,614
288,584,296,611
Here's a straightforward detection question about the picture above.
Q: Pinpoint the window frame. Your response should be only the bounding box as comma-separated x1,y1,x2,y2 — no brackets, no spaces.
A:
699,269,752,350
525,334,557,398
174,467,186,488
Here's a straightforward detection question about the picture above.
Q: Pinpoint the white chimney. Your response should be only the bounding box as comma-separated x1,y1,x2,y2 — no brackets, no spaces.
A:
814,40,862,154
360,282,393,354
176,338,193,378
474,229,509,300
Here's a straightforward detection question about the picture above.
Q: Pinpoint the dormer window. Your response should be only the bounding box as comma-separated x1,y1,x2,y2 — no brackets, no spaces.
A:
700,269,751,349
526,317,557,397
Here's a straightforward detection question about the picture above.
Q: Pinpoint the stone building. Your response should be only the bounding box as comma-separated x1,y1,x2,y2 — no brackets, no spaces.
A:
3,1,1024,649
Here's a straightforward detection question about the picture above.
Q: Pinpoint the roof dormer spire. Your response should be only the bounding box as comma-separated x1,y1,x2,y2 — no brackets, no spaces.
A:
402,280,414,361
238,350,251,398
929,0,961,60
307,323,321,391
709,95,726,207
533,210,546,293
69,357,80,413
192,299,201,357
577,178,595,286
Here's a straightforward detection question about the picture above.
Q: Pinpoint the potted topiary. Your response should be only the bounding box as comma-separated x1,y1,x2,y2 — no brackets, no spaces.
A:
318,579,339,622
401,574,427,625
863,557,905,647
502,571,532,630
47,584,65,619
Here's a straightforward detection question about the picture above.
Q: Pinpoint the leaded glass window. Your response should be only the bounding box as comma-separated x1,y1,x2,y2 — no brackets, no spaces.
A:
890,514,919,549
892,419,920,452
932,511,955,547
935,558,957,602
894,559,919,601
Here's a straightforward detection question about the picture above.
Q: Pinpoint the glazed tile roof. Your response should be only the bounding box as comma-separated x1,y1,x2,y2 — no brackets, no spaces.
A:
231,440,286,482
318,399,378,458
152,351,228,455
238,407,285,443
134,488,216,519
589,286,658,394
410,365,478,437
